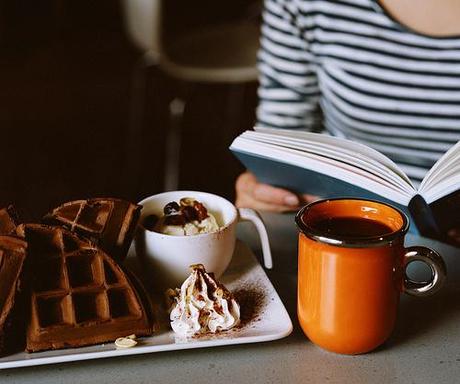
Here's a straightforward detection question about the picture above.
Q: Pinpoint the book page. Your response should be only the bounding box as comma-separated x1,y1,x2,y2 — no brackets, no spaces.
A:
423,174,460,204
246,132,411,192
420,160,460,204
421,162,460,194
420,140,460,200
254,127,414,188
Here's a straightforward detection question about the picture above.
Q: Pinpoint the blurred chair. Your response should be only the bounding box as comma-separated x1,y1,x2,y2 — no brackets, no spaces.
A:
121,0,260,192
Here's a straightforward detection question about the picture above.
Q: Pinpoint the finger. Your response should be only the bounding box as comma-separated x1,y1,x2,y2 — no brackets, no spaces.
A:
253,183,299,207
235,172,259,207
236,171,300,208
236,192,297,213
235,172,258,194
300,194,320,204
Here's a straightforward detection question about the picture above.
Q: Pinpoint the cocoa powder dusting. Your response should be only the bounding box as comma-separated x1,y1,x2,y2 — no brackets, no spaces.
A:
233,286,266,328
191,284,267,340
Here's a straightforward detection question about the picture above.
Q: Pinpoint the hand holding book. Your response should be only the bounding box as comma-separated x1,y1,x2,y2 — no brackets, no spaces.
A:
230,127,460,246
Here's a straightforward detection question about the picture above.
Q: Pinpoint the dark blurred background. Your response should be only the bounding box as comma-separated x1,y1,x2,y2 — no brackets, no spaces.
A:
0,0,260,219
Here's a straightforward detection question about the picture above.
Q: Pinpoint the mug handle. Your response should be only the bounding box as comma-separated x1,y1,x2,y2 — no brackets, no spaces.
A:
403,246,447,297
238,208,273,269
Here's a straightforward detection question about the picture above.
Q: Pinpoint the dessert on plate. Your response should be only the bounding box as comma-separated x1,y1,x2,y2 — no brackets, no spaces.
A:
167,264,240,338
143,197,220,236
17,224,155,352
43,198,142,262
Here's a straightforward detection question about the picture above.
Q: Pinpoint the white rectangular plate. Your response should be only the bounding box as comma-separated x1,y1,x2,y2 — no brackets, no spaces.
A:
0,241,292,369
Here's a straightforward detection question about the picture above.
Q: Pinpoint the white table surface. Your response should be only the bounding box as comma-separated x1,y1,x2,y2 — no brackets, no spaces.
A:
2,212,460,384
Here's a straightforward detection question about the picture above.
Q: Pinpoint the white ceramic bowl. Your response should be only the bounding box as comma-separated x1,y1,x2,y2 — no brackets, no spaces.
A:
135,191,272,290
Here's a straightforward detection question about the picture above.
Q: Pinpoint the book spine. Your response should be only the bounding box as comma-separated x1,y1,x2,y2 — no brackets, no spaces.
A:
408,194,440,238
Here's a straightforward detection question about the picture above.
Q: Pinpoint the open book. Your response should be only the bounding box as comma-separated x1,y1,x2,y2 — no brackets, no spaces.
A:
230,127,460,242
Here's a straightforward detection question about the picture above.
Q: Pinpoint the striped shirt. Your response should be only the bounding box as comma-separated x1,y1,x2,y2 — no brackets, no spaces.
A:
257,0,460,183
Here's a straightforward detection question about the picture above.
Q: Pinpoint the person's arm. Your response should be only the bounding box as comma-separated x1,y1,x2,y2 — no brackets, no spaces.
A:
236,0,321,211
257,0,320,129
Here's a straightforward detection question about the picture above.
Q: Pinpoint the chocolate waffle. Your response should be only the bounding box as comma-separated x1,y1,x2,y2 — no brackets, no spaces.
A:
17,224,154,352
0,205,20,235
0,236,27,355
43,198,141,262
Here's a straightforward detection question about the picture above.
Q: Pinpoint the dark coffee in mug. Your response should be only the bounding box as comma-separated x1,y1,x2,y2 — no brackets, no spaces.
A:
312,217,394,238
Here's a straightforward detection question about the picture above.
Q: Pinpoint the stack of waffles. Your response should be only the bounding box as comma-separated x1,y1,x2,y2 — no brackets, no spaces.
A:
0,199,155,355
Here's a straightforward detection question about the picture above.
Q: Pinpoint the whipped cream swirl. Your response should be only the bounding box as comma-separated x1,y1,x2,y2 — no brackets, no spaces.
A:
168,264,240,338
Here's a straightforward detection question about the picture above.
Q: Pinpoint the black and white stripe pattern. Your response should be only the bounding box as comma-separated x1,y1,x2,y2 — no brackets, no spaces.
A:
257,0,460,182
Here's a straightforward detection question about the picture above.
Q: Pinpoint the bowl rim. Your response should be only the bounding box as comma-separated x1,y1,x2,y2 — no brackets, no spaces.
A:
295,197,409,248
137,190,238,238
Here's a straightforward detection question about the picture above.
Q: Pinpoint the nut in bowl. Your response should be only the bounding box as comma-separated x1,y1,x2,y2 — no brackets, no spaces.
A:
135,191,272,290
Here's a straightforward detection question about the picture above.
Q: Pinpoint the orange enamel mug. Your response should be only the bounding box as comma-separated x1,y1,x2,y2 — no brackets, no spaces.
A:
296,198,446,355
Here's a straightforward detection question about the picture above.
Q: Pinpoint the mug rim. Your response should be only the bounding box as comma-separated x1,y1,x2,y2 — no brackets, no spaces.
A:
137,190,238,238
295,198,409,248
